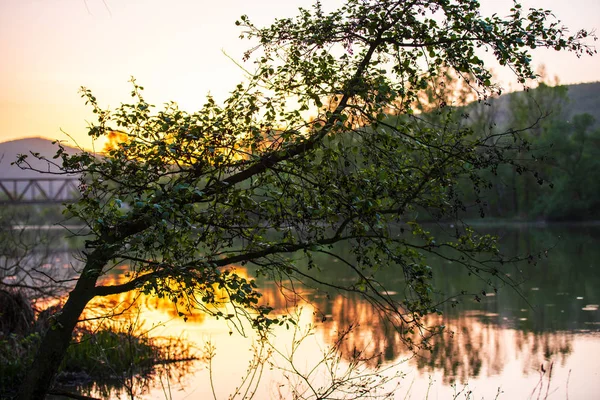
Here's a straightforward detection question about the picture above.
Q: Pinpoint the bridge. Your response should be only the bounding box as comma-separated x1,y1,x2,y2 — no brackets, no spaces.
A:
0,178,81,204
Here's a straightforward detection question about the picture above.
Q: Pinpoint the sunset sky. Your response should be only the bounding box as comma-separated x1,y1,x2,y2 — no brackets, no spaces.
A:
1,0,599,150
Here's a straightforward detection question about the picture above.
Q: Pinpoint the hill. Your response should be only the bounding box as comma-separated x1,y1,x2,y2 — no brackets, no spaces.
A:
468,81,600,129
0,137,80,179
564,82,600,123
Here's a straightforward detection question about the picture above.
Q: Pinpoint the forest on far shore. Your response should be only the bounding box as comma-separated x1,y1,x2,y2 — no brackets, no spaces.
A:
410,78,600,221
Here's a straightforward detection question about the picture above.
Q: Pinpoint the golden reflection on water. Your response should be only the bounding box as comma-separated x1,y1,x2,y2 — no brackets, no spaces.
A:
76,267,599,399
88,273,207,324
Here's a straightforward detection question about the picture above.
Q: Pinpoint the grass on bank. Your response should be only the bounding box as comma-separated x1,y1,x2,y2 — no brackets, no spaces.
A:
0,289,195,399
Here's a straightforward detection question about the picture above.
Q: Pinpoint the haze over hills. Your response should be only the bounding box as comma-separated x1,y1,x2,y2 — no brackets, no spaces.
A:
515,81,599,124
1,82,599,181
456,81,600,133
564,82,600,123
0,137,80,179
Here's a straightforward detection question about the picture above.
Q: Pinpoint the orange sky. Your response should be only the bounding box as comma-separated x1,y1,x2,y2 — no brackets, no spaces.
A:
0,0,598,150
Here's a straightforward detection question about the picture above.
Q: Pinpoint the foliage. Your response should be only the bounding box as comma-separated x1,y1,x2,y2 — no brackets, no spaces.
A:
62,327,157,379
451,81,600,220
14,0,597,398
0,288,35,335
0,332,41,398
531,113,600,219
0,312,194,398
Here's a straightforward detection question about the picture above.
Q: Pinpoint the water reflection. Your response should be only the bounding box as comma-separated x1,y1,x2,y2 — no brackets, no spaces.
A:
44,225,600,398
49,362,196,400
78,277,585,398
291,293,575,385
0,228,83,301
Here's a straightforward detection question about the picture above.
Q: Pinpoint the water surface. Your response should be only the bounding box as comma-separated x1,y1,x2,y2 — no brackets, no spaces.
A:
59,225,600,399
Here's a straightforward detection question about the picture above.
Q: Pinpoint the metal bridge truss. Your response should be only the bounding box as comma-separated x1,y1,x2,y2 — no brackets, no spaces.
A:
0,178,81,204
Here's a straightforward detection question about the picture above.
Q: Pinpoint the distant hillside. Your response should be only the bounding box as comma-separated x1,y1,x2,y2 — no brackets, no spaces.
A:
564,82,600,124
0,137,80,179
461,81,600,130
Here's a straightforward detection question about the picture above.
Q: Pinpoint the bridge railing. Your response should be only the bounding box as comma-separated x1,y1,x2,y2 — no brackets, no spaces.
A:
0,178,81,204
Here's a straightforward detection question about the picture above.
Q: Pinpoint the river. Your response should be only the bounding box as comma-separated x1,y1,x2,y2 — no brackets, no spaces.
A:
46,224,600,399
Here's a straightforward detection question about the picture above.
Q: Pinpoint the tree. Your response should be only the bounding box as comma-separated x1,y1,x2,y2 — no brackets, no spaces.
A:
534,113,600,219
16,0,596,398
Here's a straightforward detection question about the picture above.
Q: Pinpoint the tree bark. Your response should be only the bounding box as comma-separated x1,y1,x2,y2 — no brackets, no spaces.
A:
17,247,111,400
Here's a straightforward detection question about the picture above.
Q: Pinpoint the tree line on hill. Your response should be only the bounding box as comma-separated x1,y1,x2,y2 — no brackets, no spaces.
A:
412,76,600,221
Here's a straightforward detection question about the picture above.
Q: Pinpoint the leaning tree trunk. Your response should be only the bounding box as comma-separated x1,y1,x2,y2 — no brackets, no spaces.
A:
17,248,111,400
